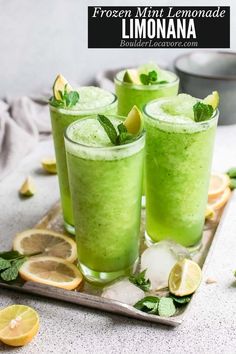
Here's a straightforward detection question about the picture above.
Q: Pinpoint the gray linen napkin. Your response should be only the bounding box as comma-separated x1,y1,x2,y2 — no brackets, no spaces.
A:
0,96,50,180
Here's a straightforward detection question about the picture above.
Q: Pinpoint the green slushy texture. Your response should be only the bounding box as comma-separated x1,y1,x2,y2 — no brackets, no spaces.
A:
115,68,179,116
65,118,144,273
49,87,116,229
144,95,218,247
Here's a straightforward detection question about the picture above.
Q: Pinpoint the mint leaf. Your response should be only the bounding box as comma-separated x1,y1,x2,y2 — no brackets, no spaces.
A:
1,266,19,281
97,115,118,145
157,80,168,84
193,102,213,122
140,73,150,85
140,70,158,85
134,296,160,313
129,269,151,291
0,251,22,260
148,70,158,82
0,251,27,282
117,132,135,145
230,179,236,190
139,70,168,85
170,294,191,305
227,168,236,178
117,123,127,134
158,297,176,317
0,258,11,271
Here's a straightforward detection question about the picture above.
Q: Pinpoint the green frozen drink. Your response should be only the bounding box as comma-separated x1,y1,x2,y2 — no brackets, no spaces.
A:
64,113,145,283
115,63,179,115
144,93,219,247
49,75,117,234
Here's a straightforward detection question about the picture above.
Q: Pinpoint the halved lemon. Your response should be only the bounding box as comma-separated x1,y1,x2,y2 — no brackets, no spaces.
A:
203,91,219,110
19,256,83,290
208,187,231,211
124,105,143,135
19,177,36,197
41,158,57,174
208,173,230,201
0,305,39,347
169,259,202,297
53,74,72,100
13,229,77,262
123,69,141,85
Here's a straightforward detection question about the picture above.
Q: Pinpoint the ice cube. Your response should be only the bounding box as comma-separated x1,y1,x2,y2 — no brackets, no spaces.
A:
141,240,190,291
101,278,145,306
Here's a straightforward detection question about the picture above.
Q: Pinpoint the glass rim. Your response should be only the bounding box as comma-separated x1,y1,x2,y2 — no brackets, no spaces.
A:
64,116,145,152
49,92,117,114
114,69,179,89
143,98,219,127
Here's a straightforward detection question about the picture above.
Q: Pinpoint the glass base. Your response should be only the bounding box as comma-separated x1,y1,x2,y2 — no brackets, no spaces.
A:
64,221,75,235
78,259,138,284
145,231,202,253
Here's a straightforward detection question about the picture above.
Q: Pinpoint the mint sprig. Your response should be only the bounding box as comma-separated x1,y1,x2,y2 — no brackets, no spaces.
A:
139,70,168,85
134,296,176,317
97,115,137,146
129,269,151,292
49,85,80,109
193,102,213,122
0,251,27,282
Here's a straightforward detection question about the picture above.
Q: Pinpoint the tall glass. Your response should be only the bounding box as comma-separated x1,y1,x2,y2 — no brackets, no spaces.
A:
49,87,117,234
64,117,145,283
144,98,219,247
115,69,179,116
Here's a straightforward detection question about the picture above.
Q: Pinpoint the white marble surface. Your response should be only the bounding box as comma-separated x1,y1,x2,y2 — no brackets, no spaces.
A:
0,125,236,353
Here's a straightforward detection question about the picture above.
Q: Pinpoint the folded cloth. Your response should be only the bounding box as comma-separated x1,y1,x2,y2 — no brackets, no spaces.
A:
0,95,50,180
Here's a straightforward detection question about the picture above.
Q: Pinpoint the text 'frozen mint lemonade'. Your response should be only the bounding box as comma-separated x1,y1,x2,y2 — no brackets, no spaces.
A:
64,107,145,283
115,62,179,115
144,92,219,247
49,75,117,234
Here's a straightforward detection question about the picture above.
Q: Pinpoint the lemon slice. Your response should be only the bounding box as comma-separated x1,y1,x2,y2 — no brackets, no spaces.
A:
123,69,141,85
0,305,39,347
208,187,231,211
13,229,77,262
124,105,144,135
168,259,202,296
41,158,57,174
53,74,72,100
203,91,219,110
19,256,83,290
208,173,230,201
19,177,36,197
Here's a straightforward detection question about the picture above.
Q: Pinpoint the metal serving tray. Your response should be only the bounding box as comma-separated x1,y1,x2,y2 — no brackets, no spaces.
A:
0,197,232,327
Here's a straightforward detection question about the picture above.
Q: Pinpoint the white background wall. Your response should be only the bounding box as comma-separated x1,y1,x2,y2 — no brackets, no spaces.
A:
1,0,235,96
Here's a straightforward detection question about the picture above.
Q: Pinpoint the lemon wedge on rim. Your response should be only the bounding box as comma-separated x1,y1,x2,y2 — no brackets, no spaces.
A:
203,91,219,110
123,69,141,85
53,74,72,100
124,105,144,135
